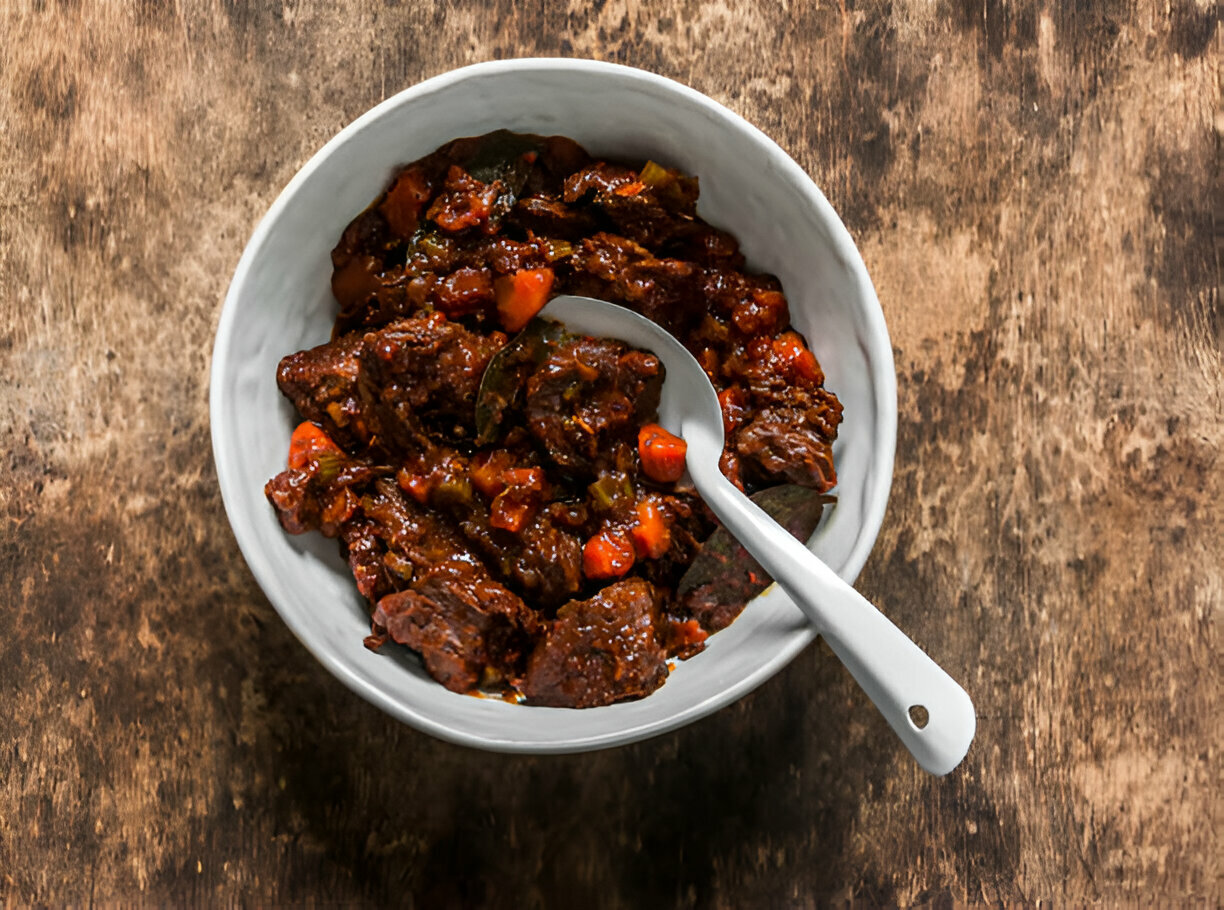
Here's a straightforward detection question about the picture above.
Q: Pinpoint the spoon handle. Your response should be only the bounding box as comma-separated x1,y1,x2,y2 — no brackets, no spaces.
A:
700,473,976,775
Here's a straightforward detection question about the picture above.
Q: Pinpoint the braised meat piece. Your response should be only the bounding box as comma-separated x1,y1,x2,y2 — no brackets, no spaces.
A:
275,332,368,450
339,518,394,606
562,161,640,201
373,560,540,692
265,468,326,536
330,208,410,331
661,224,746,270
359,478,476,581
508,196,599,239
520,135,592,196
395,447,586,607
522,578,668,708
566,233,707,335
457,509,585,609
524,335,663,475
360,314,506,444
733,386,843,492
263,427,379,539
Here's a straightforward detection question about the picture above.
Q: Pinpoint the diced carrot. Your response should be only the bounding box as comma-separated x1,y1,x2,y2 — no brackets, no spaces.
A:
746,336,773,362
582,530,636,579
396,468,434,504
613,180,646,197
494,267,555,332
772,331,821,384
380,166,432,238
489,493,534,533
488,467,545,533
637,423,688,483
288,421,341,470
631,498,671,559
470,452,507,499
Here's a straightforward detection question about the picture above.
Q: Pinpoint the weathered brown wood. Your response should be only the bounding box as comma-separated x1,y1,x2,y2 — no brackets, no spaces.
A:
1,0,1218,904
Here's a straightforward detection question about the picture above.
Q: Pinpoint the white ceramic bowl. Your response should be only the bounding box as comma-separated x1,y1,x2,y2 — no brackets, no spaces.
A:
210,58,896,752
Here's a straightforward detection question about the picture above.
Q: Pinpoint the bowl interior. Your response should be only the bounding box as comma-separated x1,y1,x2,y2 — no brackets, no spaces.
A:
210,59,896,752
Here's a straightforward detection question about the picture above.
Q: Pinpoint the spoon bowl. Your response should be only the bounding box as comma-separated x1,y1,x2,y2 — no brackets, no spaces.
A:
541,294,977,775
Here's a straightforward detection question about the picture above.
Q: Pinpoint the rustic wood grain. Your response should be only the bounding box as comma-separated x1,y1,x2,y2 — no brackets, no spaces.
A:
1,0,1218,905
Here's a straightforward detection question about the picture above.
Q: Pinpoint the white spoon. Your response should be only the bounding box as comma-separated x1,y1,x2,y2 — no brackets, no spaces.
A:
540,295,976,775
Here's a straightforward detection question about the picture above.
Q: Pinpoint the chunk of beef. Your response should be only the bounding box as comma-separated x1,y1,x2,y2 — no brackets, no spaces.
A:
567,233,707,335
562,162,639,202
339,518,394,605
565,160,701,248
360,315,506,447
359,478,477,579
591,190,693,249
660,224,746,270
264,458,378,538
524,335,662,475
732,386,843,491
264,467,324,535
330,207,421,333
522,578,668,707
507,195,599,240
373,560,539,692
476,236,551,274
633,492,717,590
392,446,586,607
276,332,368,450
457,509,584,609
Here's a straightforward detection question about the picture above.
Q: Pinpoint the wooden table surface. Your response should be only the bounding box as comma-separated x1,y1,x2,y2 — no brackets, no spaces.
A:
2,0,1219,905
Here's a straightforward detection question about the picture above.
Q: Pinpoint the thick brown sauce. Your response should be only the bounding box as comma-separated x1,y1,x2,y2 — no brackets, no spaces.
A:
264,131,843,708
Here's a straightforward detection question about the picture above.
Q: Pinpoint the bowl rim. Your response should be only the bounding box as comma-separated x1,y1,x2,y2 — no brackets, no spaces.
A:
210,56,897,752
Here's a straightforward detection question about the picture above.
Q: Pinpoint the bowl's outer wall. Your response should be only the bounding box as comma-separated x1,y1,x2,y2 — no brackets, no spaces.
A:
210,59,897,752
